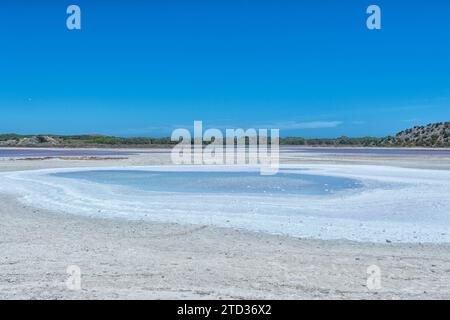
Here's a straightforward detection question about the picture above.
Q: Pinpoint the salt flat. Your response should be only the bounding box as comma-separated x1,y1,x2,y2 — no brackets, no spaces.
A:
1,147,450,299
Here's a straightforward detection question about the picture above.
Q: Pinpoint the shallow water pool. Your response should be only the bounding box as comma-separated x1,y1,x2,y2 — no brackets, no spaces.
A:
52,170,363,196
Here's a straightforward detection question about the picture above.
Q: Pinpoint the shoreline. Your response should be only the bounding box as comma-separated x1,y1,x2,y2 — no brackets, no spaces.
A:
4,163,450,244
2,145,450,151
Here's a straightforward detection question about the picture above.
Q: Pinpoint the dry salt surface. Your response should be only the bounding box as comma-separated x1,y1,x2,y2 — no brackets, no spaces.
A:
1,148,450,299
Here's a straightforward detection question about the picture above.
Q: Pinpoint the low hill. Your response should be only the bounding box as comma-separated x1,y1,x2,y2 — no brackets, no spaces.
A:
395,122,450,147
281,122,450,147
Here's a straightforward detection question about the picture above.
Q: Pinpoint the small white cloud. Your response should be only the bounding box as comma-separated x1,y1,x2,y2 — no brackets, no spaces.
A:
262,121,342,130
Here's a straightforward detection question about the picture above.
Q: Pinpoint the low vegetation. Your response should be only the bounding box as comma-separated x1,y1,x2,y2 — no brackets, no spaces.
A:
1,122,449,148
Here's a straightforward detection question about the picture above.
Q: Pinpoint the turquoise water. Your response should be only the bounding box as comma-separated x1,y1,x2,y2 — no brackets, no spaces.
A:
52,170,363,196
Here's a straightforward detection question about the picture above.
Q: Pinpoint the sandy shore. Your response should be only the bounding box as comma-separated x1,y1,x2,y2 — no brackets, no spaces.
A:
1,148,450,299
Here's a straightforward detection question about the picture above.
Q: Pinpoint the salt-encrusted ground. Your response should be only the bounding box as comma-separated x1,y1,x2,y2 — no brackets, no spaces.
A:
1,148,450,299
2,163,450,243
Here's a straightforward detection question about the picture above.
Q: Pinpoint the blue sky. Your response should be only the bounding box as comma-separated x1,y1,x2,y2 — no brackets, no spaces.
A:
0,0,449,137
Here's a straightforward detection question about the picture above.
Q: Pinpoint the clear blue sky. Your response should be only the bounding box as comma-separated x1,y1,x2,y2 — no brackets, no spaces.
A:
0,0,449,137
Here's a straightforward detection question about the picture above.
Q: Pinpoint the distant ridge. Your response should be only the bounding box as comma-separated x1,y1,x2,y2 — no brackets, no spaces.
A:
395,122,450,147
0,122,449,148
